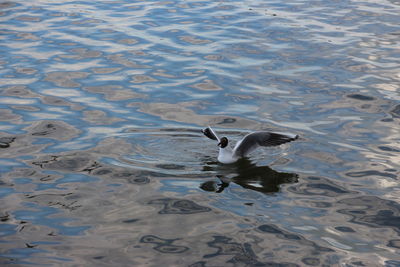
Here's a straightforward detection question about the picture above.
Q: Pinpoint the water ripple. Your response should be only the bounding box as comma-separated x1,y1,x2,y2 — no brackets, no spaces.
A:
1,0,400,265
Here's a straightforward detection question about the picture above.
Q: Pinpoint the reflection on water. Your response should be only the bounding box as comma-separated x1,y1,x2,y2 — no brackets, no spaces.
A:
200,158,298,193
1,0,400,266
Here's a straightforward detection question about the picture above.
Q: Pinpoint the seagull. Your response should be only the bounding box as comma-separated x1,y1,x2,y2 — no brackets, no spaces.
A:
202,126,299,164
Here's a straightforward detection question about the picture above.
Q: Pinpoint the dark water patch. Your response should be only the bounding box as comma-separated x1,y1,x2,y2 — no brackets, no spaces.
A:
81,161,102,174
346,170,397,179
189,261,206,267
0,212,10,222
48,200,81,211
112,171,137,179
334,226,355,233
140,235,189,254
32,155,92,172
350,261,366,266
122,219,139,224
127,176,150,184
338,196,400,233
387,239,400,249
92,168,113,176
287,176,351,197
0,136,15,148
203,235,269,266
346,94,375,101
25,121,81,141
381,118,394,122
59,163,152,185
312,202,332,208
199,180,225,193
378,146,400,152
390,104,400,118
301,257,320,266
386,260,400,267
111,170,150,184
25,192,73,200
48,201,82,211
148,198,211,214
0,2,17,9
217,117,236,124
258,224,334,253
156,163,185,170
0,180,14,188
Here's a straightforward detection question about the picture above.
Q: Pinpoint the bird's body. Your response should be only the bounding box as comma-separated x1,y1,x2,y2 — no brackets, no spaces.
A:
218,145,237,164
202,126,298,164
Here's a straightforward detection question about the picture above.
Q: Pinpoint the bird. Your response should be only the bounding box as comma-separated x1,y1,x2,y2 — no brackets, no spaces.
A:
202,126,299,164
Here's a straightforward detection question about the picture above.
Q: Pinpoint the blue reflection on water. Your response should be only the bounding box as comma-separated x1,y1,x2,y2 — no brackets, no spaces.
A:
14,203,90,236
0,224,17,239
0,188,16,198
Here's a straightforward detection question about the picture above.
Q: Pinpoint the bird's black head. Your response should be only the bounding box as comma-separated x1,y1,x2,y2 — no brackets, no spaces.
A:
218,137,229,148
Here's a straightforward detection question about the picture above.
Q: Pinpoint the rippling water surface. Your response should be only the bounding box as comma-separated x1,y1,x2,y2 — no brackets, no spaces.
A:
1,0,400,266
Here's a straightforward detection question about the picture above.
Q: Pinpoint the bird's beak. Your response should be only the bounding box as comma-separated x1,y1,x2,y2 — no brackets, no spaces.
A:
217,142,221,147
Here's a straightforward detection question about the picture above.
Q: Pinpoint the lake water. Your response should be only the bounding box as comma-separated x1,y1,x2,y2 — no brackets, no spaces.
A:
1,0,400,266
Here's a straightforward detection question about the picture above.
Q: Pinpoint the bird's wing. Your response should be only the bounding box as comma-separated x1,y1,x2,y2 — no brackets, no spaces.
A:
233,131,298,157
201,126,220,142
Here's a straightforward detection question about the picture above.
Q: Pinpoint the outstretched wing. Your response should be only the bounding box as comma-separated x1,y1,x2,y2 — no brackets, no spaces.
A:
201,126,220,142
233,131,298,157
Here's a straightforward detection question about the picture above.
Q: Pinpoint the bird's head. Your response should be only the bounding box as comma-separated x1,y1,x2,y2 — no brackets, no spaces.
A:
218,137,229,148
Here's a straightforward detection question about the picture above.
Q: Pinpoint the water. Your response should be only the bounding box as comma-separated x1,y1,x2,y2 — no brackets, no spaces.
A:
1,0,400,266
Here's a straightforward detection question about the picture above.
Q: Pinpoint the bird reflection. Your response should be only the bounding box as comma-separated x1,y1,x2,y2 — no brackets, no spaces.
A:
200,158,298,194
